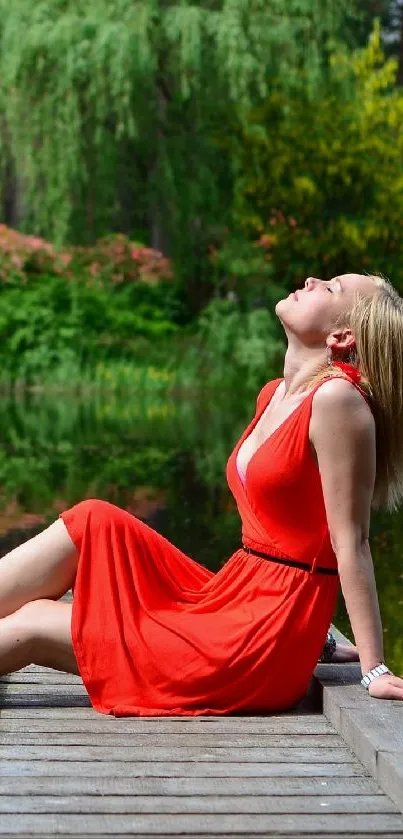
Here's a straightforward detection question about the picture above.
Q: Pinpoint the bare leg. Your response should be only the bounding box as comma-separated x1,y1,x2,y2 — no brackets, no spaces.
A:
0,598,79,676
0,520,78,620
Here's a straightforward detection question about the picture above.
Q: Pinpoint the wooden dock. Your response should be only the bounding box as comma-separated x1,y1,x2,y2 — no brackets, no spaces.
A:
0,618,402,838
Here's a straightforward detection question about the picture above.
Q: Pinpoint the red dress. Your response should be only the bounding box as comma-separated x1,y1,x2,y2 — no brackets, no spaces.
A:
60,374,366,717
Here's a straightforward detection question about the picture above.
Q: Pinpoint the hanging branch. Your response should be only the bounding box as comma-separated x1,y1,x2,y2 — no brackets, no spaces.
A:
0,0,355,246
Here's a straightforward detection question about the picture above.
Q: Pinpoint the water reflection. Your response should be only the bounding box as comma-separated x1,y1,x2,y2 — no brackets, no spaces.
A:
0,389,401,673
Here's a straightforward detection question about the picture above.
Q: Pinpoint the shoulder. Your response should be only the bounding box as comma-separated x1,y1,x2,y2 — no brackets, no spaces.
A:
310,377,375,447
311,376,373,420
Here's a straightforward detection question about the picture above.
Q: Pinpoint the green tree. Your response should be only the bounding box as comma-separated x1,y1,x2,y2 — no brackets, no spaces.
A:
223,24,403,292
0,0,356,310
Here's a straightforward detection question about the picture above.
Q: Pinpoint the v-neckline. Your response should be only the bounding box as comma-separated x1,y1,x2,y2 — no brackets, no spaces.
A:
236,379,311,488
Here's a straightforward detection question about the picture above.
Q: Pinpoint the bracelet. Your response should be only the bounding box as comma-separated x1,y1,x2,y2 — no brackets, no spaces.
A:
360,662,392,689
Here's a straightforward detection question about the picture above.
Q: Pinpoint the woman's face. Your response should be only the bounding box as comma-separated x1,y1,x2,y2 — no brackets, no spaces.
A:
275,273,376,342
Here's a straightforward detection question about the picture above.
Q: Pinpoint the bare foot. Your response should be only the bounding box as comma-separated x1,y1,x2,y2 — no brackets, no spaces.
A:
331,642,359,663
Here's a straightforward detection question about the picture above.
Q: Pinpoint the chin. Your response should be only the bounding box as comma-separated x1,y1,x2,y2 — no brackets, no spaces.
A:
275,297,288,315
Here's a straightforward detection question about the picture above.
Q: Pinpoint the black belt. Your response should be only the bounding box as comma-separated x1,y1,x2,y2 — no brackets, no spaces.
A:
242,545,338,576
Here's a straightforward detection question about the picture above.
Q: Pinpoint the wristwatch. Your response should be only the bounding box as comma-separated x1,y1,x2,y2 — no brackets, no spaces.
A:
360,662,392,689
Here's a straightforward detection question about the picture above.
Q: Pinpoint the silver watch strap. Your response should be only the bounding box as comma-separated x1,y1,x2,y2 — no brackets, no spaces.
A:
361,662,391,689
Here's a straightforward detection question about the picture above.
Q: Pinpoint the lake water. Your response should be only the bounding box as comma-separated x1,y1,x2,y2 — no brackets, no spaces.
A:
0,389,401,674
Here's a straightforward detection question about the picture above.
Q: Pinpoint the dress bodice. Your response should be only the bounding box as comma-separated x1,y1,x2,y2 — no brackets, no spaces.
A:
226,375,371,571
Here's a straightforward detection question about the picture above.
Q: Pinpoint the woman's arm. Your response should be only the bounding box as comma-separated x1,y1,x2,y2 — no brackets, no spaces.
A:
336,540,383,674
309,379,384,674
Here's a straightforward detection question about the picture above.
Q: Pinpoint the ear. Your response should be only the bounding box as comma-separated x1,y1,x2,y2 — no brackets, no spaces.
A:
327,328,356,354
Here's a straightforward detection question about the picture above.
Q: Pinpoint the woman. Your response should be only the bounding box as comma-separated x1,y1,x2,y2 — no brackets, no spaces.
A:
0,272,402,715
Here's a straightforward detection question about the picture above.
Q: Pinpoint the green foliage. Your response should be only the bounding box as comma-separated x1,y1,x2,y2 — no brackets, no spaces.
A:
0,392,180,512
196,298,284,393
2,12,403,385
0,226,183,382
0,273,183,381
226,24,403,290
0,0,357,308
0,223,285,390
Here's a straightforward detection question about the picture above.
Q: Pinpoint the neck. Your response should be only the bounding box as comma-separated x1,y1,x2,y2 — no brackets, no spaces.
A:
282,346,327,397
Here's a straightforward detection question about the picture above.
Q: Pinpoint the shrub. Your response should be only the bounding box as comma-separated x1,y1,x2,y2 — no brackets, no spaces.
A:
196,297,284,394
0,226,173,286
0,226,183,382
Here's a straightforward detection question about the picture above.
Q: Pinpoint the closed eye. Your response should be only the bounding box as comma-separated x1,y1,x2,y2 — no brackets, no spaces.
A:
327,287,333,293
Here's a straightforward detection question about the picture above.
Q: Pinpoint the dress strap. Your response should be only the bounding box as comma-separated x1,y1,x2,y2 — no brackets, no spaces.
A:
331,361,372,408
332,361,361,383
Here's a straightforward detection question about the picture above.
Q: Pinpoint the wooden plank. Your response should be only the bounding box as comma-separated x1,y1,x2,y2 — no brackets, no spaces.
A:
6,835,401,839
4,665,67,673
0,693,91,708
0,734,345,748
378,752,403,818
0,745,358,762
0,793,397,815
0,709,331,727
0,674,82,684
0,708,99,718
0,718,335,735
339,706,403,779
0,760,369,778
314,632,403,815
0,708,325,721
0,684,88,694
1,664,79,677
7,834,399,839
1,626,396,836
5,835,401,839
0,812,403,834
0,775,383,796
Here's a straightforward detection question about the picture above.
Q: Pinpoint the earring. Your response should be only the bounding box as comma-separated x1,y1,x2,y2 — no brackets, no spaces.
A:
326,346,332,366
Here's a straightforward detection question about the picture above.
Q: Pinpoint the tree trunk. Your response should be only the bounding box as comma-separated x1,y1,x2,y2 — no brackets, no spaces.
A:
150,82,170,255
2,164,24,228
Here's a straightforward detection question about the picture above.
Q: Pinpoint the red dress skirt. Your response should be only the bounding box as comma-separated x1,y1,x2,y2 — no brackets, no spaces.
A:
60,376,364,716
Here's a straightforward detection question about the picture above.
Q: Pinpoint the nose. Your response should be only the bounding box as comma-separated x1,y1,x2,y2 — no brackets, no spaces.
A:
304,276,320,290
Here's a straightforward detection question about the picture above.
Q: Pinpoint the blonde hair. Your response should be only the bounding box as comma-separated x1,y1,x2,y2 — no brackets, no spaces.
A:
306,275,403,513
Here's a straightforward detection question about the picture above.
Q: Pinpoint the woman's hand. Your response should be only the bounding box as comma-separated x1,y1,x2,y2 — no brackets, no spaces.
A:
368,672,403,700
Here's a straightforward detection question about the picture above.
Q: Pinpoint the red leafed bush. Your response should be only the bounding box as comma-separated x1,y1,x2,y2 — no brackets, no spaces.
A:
0,226,173,285
0,225,60,282
71,235,173,286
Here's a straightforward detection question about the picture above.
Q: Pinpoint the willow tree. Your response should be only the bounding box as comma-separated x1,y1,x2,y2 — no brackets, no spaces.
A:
0,0,357,306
